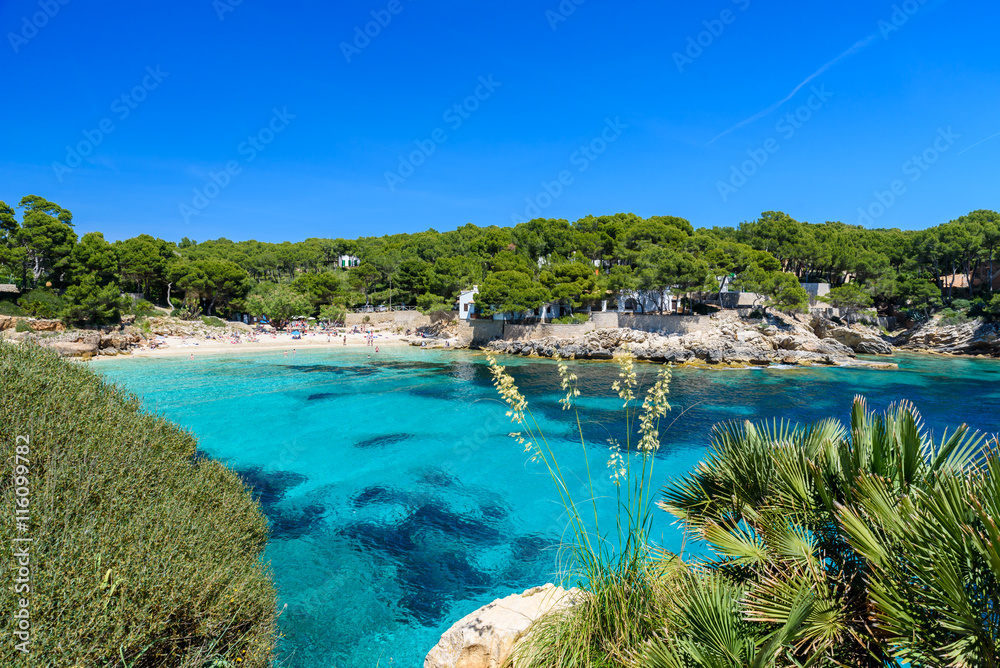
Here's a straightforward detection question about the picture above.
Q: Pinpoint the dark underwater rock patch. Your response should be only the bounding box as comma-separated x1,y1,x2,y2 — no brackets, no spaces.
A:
269,502,326,540
233,466,325,540
354,433,413,449
236,466,308,507
286,364,381,377
341,497,507,625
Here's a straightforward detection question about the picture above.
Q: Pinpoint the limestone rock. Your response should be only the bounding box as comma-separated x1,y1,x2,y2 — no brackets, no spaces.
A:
0,316,64,332
478,314,898,368
824,325,893,356
28,318,66,332
425,584,582,668
899,320,1000,356
45,341,99,357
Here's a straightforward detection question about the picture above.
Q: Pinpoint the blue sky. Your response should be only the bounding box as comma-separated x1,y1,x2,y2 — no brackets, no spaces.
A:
1,0,997,242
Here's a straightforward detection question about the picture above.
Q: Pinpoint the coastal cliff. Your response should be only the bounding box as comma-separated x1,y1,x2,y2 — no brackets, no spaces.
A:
896,319,1000,356
482,312,896,369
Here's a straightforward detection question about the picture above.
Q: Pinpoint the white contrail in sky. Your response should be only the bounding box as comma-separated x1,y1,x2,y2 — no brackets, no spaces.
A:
708,33,878,145
957,131,1000,156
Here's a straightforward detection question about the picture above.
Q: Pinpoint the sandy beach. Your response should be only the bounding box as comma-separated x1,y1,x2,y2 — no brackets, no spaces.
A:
119,330,452,359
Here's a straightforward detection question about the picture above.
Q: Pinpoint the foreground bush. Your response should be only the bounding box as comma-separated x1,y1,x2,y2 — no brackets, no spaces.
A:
653,397,999,668
0,343,277,667
489,352,999,668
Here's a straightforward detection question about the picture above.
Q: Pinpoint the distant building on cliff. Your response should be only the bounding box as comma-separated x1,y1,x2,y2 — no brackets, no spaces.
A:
458,287,478,319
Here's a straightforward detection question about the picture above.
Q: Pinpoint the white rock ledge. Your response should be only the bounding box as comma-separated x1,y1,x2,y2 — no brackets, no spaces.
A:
425,584,582,668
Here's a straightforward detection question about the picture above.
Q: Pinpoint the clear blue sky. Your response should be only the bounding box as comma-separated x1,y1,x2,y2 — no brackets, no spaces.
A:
1,0,997,242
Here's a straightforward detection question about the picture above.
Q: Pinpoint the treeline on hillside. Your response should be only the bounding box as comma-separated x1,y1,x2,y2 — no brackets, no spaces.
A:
1,194,998,327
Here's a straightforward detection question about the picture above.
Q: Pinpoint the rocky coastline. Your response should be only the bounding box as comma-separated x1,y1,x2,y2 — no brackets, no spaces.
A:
896,318,1000,357
0,315,250,358
481,312,898,370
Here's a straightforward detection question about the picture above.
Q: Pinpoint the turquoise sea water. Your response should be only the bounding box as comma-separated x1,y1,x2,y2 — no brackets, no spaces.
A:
97,350,1000,668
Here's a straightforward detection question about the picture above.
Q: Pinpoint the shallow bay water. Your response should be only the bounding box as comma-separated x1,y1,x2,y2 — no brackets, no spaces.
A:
98,349,1000,668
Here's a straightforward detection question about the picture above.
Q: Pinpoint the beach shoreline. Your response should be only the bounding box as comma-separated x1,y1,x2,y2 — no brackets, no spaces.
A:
97,331,453,360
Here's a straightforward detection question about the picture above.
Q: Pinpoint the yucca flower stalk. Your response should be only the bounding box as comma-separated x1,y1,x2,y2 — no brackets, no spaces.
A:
487,351,673,668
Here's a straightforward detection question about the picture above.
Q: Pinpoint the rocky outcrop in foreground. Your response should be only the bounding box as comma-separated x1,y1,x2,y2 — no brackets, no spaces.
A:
425,584,582,668
484,313,896,370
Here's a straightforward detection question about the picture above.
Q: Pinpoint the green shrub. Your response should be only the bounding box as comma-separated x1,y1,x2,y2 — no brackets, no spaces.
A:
987,294,1000,322
17,288,63,318
0,344,277,667
938,307,970,326
14,319,30,333
951,298,972,311
318,304,346,325
0,300,25,316
552,313,590,325
131,299,156,317
201,315,227,328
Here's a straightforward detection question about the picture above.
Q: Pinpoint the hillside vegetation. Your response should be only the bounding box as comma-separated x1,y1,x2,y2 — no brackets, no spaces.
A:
0,343,277,667
1,195,998,325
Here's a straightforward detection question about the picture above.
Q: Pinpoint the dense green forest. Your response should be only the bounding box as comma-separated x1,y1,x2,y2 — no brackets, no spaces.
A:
1,195,998,326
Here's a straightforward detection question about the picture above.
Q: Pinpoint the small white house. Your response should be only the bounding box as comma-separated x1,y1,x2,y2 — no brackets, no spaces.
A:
458,287,478,320
618,290,671,313
339,255,360,268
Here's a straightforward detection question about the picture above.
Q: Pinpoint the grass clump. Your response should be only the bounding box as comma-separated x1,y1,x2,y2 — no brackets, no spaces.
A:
0,343,277,667
14,319,31,332
201,315,227,328
488,351,673,668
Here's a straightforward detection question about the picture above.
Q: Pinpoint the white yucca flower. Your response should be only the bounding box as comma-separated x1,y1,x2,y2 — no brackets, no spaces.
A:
612,348,637,408
637,366,672,453
556,354,581,410
487,353,534,451
606,439,627,486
